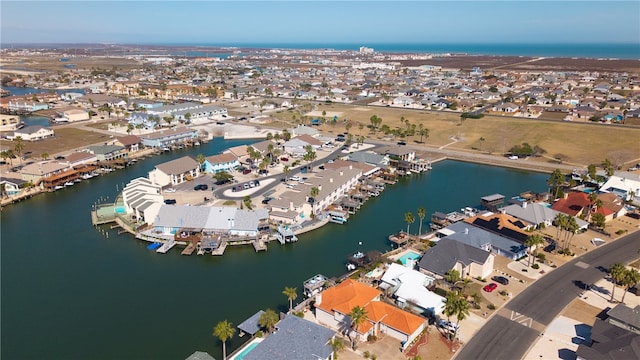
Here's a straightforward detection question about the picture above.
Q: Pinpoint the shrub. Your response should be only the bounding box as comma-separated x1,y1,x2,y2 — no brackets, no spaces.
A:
476,276,486,282
532,263,540,269
536,253,546,262
294,311,304,318
256,330,264,338
487,303,496,310
367,334,378,343
363,351,371,358
498,290,509,296
616,229,627,235
433,287,448,297
371,355,377,360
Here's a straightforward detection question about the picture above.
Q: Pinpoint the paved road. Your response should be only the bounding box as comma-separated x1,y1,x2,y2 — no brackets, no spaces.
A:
455,230,640,360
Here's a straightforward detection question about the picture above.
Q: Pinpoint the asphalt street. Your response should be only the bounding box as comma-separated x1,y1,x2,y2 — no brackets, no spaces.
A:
455,230,640,360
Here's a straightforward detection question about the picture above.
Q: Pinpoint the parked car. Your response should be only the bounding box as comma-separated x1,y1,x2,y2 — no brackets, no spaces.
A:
243,183,250,189
242,169,252,175
280,157,289,162
290,175,300,181
194,184,208,191
492,276,509,285
164,199,177,205
262,197,273,204
397,140,407,145
483,283,498,292
437,319,459,333
164,188,176,193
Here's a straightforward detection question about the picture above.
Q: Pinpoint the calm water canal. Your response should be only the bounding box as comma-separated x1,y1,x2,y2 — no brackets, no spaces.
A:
0,139,548,360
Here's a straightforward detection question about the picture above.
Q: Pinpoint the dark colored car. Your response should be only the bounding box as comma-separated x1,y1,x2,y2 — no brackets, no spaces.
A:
164,199,177,205
242,169,252,175
483,283,498,292
492,276,509,285
194,184,208,191
397,140,407,145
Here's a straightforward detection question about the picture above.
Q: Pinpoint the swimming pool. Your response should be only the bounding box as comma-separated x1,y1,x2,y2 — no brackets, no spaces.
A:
398,251,421,265
232,341,260,360
115,206,125,214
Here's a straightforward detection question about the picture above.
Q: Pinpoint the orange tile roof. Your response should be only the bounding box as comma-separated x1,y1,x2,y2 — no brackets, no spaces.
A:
365,302,425,336
316,279,381,316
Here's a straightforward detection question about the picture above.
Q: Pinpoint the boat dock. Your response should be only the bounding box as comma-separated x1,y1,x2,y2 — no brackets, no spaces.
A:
252,236,267,252
181,242,197,255
157,239,176,254
211,240,228,255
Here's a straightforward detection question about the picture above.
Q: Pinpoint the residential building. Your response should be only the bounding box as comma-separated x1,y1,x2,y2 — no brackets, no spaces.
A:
19,161,70,183
115,135,143,153
140,126,199,148
243,315,336,360
62,109,90,122
599,174,640,204
0,177,28,196
436,221,527,260
10,126,54,141
418,238,494,279
152,205,269,237
202,153,239,174
379,263,445,316
315,279,426,350
0,114,23,131
148,156,200,187
499,201,588,230
86,144,128,163
122,177,163,224
576,304,640,360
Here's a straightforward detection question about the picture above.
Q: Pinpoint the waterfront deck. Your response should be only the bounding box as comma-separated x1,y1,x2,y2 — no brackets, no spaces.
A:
181,242,197,255
252,236,267,252
211,240,228,255
388,231,416,246
157,239,176,254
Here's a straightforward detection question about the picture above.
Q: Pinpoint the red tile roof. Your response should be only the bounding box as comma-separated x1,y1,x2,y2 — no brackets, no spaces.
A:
551,192,590,216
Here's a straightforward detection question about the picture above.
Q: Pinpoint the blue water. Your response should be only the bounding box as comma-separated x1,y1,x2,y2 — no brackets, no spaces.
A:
398,251,421,265
177,42,640,60
3,86,85,96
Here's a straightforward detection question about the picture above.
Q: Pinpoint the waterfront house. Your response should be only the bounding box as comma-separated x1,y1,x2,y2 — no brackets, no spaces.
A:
202,153,239,174
599,174,640,204
149,156,200,187
61,109,89,122
86,144,128,163
576,304,640,360
242,315,336,360
0,114,23,131
499,201,588,230
76,94,126,108
122,177,163,223
315,279,426,351
437,221,527,260
10,126,54,141
140,127,199,148
152,205,268,237
379,263,445,316
551,192,592,218
347,151,389,169
0,177,27,196
115,135,143,153
464,212,532,242
418,238,494,279
480,194,505,212
305,166,363,216
64,151,98,167
19,161,70,183
376,145,415,162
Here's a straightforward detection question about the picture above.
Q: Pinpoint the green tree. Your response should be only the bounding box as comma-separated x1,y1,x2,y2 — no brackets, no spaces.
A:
196,154,206,170
213,171,234,184
444,269,461,290
609,263,626,302
621,268,640,304
602,158,615,177
452,292,470,342
329,337,346,359
243,195,253,210
349,305,368,349
282,129,291,141
282,286,298,312
303,145,316,172
525,234,545,267
404,211,415,234
310,186,319,202
419,128,429,143
213,320,235,360
184,112,191,123
587,164,597,180
547,169,565,198
417,207,426,236
13,136,24,165
258,308,279,334
282,165,291,181
591,213,606,230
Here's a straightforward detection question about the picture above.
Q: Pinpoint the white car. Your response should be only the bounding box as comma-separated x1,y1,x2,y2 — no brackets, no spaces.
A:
164,188,176,193
508,155,519,160
290,175,300,182
438,319,459,333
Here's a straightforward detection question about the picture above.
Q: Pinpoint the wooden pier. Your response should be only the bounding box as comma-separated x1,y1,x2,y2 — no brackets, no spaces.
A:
252,237,267,252
181,242,197,255
211,240,228,255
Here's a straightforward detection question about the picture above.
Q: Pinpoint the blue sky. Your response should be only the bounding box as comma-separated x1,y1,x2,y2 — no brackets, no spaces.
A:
1,1,639,45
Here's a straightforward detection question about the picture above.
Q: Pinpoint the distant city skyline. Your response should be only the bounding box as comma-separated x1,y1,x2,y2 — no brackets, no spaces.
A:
1,1,639,45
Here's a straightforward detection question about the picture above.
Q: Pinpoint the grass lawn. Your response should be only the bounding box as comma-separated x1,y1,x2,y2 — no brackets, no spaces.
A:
269,103,640,167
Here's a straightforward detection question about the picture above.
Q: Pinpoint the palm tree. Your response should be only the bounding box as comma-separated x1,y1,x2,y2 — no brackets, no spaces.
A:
349,305,368,349
417,207,426,236
525,234,545,267
404,212,415,234
13,136,24,165
282,287,297,312
452,293,470,342
444,269,461,290
282,165,291,181
259,308,279,334
213,320,235,360
196,154,206,171
621,268,640,304
329,337,345,359
563,216,579,250
609,263,626,303
309,187,320,213
553,213,567,246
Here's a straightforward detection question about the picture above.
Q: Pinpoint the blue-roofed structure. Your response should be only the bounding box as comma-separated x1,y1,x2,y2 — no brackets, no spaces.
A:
243,315,335,360
238,310,265,336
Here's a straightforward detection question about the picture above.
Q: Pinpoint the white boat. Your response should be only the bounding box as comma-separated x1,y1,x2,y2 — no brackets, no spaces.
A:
74,178,82,183
64,181,74,186
54,185,64,190
346,263,357,271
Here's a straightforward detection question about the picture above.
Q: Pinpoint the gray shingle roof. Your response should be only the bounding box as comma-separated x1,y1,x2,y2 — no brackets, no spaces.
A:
418,238,491,276
238,310,265,336
155,156,199,175
244,315,335,360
